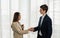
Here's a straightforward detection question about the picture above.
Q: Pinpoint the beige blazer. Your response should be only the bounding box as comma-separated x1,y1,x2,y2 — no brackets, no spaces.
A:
11,22,28,38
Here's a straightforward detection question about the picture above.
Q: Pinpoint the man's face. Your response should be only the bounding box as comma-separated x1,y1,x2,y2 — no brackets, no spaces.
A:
40,8,45,14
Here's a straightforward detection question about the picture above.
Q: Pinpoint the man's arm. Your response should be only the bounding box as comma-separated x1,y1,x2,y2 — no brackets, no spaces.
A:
33,17,41,32
29,26,39,32
46,19,52,38
34,26,39,32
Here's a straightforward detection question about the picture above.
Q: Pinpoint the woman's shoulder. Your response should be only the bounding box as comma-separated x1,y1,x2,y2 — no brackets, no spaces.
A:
11,22,18,27
12,22,18,25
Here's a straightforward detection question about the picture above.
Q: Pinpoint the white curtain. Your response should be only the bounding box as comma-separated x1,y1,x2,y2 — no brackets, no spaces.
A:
0,0,60,38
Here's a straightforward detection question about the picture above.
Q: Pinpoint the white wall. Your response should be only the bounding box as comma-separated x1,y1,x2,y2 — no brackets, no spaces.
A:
0,0,1,38
1,0,11,38
53,0,60,38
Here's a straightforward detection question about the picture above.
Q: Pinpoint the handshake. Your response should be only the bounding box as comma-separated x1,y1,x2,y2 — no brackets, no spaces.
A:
21,24,34,32
28,27,34,32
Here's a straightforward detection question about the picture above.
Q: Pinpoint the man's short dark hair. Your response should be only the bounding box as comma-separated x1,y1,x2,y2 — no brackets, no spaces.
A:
40,4,48,13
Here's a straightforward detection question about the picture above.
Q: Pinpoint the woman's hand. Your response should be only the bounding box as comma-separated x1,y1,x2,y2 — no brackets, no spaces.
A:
21,24,24,30
28,27,34,32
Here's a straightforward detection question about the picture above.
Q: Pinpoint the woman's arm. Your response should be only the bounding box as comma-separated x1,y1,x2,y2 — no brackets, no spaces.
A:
11,22,29,35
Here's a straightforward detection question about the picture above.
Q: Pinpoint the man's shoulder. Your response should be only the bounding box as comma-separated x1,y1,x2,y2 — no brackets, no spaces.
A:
46,15,52,21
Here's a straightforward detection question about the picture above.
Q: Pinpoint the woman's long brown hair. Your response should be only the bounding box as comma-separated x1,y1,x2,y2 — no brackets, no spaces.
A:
13,12,20,22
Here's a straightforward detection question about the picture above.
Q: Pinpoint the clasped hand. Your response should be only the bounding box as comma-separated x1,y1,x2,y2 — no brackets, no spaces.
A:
28,27,34,32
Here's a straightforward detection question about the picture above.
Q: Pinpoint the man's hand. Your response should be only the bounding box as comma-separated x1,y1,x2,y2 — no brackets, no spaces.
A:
28,27,34,32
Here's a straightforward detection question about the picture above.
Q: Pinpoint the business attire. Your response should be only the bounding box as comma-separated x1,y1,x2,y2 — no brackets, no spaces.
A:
34,14,52,38
11,22,28,38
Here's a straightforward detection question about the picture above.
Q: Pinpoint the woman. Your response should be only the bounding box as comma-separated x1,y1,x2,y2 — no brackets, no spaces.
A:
11,12,29,38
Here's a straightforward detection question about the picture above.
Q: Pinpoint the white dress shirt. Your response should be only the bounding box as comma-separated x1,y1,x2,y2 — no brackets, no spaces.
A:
39,14,46,36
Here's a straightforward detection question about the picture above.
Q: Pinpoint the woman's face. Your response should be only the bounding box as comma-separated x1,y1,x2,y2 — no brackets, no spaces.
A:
18,15,21,20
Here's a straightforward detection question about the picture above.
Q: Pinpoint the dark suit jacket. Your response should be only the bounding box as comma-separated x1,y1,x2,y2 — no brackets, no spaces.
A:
34,14,52,38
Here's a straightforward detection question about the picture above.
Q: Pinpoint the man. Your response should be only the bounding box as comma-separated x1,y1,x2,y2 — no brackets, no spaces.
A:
29,4,52,38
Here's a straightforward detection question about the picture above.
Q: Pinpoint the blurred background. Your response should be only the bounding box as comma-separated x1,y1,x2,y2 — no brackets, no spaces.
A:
0,0,60,38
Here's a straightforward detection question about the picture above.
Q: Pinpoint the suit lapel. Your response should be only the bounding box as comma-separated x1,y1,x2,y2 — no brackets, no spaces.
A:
42,14,47,23
40,14,47,27
38,16,42,27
